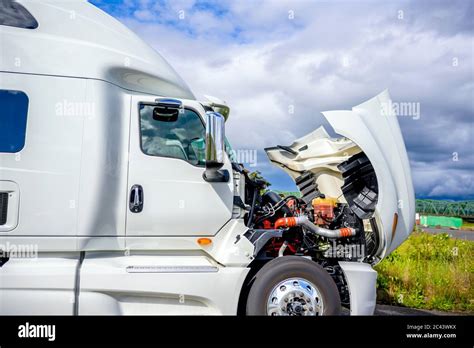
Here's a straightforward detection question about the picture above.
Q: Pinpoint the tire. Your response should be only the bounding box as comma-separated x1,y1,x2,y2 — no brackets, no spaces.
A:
246,256,341,316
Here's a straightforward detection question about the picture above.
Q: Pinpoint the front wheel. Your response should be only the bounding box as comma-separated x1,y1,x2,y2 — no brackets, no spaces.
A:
246,256,341,316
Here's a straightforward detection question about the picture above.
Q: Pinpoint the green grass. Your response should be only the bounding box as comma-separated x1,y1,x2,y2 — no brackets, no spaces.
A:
375,231,474,312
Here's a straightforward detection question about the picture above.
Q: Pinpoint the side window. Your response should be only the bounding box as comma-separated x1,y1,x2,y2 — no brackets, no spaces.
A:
139,104,206,166
0,90,29,153
0,0,39,29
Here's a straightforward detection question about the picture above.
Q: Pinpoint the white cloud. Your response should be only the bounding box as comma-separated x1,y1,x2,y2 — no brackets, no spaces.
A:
101,0,473,198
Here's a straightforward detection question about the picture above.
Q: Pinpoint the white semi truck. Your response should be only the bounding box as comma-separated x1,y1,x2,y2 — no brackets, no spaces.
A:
0,0,415,315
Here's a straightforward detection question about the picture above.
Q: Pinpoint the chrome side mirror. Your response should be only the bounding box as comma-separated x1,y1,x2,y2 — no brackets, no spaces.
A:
203,111,229,182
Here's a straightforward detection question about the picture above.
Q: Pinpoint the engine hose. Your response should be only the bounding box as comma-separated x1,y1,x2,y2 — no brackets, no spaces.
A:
274,216,356,239
278,241,288,257
247,187,258,227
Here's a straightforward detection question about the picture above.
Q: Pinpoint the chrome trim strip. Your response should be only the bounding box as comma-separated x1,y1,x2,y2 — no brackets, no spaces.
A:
126,265,218,273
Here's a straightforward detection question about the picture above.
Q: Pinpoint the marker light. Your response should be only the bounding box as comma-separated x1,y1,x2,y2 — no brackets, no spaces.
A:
197,238,212,246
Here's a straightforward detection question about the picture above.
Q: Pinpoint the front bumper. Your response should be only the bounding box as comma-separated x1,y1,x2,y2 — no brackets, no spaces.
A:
339,261,377,315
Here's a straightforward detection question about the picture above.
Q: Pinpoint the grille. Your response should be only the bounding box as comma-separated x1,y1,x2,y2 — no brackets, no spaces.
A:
0,192,8,225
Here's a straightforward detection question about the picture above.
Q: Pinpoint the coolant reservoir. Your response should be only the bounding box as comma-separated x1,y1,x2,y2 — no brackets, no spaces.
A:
312,197,338,225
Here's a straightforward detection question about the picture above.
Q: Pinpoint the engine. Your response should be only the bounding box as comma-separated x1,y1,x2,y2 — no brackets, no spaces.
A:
238,153,379,264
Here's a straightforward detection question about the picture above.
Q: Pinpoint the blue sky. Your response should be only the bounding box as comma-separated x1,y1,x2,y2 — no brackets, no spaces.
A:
91,0,473,200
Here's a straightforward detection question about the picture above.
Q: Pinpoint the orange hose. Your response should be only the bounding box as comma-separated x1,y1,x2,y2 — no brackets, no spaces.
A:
273,216,355,238
339,227,353,237
274,217,297,229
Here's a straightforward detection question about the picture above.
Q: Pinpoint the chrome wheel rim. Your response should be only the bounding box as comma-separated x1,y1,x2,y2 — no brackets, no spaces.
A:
266,277,324,316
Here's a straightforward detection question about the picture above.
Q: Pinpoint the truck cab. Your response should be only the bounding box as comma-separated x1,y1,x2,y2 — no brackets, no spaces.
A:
0,0,415,316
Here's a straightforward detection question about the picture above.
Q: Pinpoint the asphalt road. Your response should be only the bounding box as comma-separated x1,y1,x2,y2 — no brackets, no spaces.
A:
375,304,469,316
421,227,474,241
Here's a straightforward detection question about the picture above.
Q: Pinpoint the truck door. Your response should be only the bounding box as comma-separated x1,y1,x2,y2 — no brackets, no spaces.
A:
126,96,233,237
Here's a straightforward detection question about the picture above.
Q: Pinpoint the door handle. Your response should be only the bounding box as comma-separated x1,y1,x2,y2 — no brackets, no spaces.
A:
129,185,144,213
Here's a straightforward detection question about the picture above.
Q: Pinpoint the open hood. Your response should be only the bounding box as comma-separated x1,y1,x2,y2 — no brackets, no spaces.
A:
265,90,415,260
